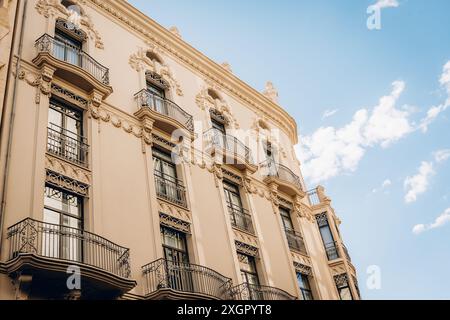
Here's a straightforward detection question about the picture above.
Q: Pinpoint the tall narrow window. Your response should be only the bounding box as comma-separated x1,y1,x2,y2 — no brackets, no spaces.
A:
238,252,261,300
316,213,339,260
296,273,314,300
54,27,82,67
146,79,167,115
153,148,186,207
43,185,83,262
47,99,86,166
161,226,192,292
335,274,353,300
280,207,306,253
223,181,249,232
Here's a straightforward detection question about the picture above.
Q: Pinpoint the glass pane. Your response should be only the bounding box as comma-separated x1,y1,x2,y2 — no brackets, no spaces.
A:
44,187,64,211
43,209,60,258
48,107,63,127
319,225,335,245
339,287,353,300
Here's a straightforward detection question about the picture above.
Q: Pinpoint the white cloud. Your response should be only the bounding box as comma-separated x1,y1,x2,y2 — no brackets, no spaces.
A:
371,0,399,10
404,162,434,203
419,61,450,132
322,109,339,119
413,208,450,235
297,81,412,184
434,149,450,163
372,179,392,193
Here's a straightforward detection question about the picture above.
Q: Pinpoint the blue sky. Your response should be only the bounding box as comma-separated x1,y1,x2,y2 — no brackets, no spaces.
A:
129,0,450,299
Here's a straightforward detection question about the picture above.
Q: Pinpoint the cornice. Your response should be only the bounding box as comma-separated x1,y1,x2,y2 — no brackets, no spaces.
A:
85,0,299,144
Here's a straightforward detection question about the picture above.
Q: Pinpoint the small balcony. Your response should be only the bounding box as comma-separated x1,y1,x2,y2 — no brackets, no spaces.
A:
227,203,254,234
142,259,232,300
154,171,188,208
47,124,89,167
324,241,340,261
261,161,304,196
134,89,194,136
5,218,136,298
284,228,308,255
32,34,112,98
205,128,257,173
230,283,296,300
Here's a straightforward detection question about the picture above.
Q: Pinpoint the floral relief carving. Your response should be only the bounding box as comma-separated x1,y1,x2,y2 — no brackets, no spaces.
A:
233,229,258,248
157,200,192,224
129,46,183,96
16,68,52,104
35,0,104,49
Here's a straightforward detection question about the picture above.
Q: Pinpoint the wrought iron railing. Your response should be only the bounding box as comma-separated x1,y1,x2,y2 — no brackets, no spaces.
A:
324,241,340,261
227,203,254,234
47,124,89,167
284,228,307,255
230,283,296,300
7,218,131,278
205,128,254,165
142,259,232,299
154,171,188,208
307,188,321,206
35,34,110,85
134,89,194,131
260,161,303,192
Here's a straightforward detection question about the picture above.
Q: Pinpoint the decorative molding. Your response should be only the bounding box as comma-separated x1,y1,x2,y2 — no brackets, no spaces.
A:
51,83,89,110
168,26,181,38
334,273,349,287
35,0,104,49
222,168,242,186
129,46,183,96
159,212,190,234
233,229,258,248
45,154,91,185
157,200,192,223
235,240,258,257
294,196,314,222
16,67,53,104
45,169,89,197
195,84,239,129
331,265,347,277
291,252,312,268
293,262,312,276
207,163,223,188
221,62,232,73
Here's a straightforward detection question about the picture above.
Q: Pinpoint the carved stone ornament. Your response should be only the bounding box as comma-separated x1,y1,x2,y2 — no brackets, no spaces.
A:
129,46,183,96
35,0,104,49
262,81,278,104
207,163,223,188
195,84,239,129
16,67,53,104
235,241,258,257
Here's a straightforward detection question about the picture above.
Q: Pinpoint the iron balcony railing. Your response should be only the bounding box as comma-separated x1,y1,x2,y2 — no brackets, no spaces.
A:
230,282,296,300
154,171,188,208
284,228,307,255
324,241,340,261
134,89,194,131
205,128,254,165
227,203,254,234
47,123,89,167
35,34,110,85
260,160,303,192
142,259,232,299
7,218,131,278
307,188,321,206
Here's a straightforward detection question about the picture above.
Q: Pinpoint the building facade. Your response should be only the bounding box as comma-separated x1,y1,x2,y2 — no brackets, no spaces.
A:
0,0,359,300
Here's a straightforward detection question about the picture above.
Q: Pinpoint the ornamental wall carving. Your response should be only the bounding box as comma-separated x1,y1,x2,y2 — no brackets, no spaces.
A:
45,154,91,186
233,229,258,248
157,200,192,225
35,0,104,49
291,252,312,268
129,46,183,96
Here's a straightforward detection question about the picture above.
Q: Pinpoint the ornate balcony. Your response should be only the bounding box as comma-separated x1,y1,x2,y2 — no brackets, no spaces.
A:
260,161,304,196
142,259,232,300
284,228,308,255
154,171,188,208
227,203,254,234
5,218,136,298
134,89,194,136
32,34,112,98
205,128,257,173
230,283,296,300
47,124,89,167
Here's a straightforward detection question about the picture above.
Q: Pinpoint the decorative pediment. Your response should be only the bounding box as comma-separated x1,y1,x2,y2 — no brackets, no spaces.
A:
129,46,183,96
35,0,104,49
235,241,258,257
